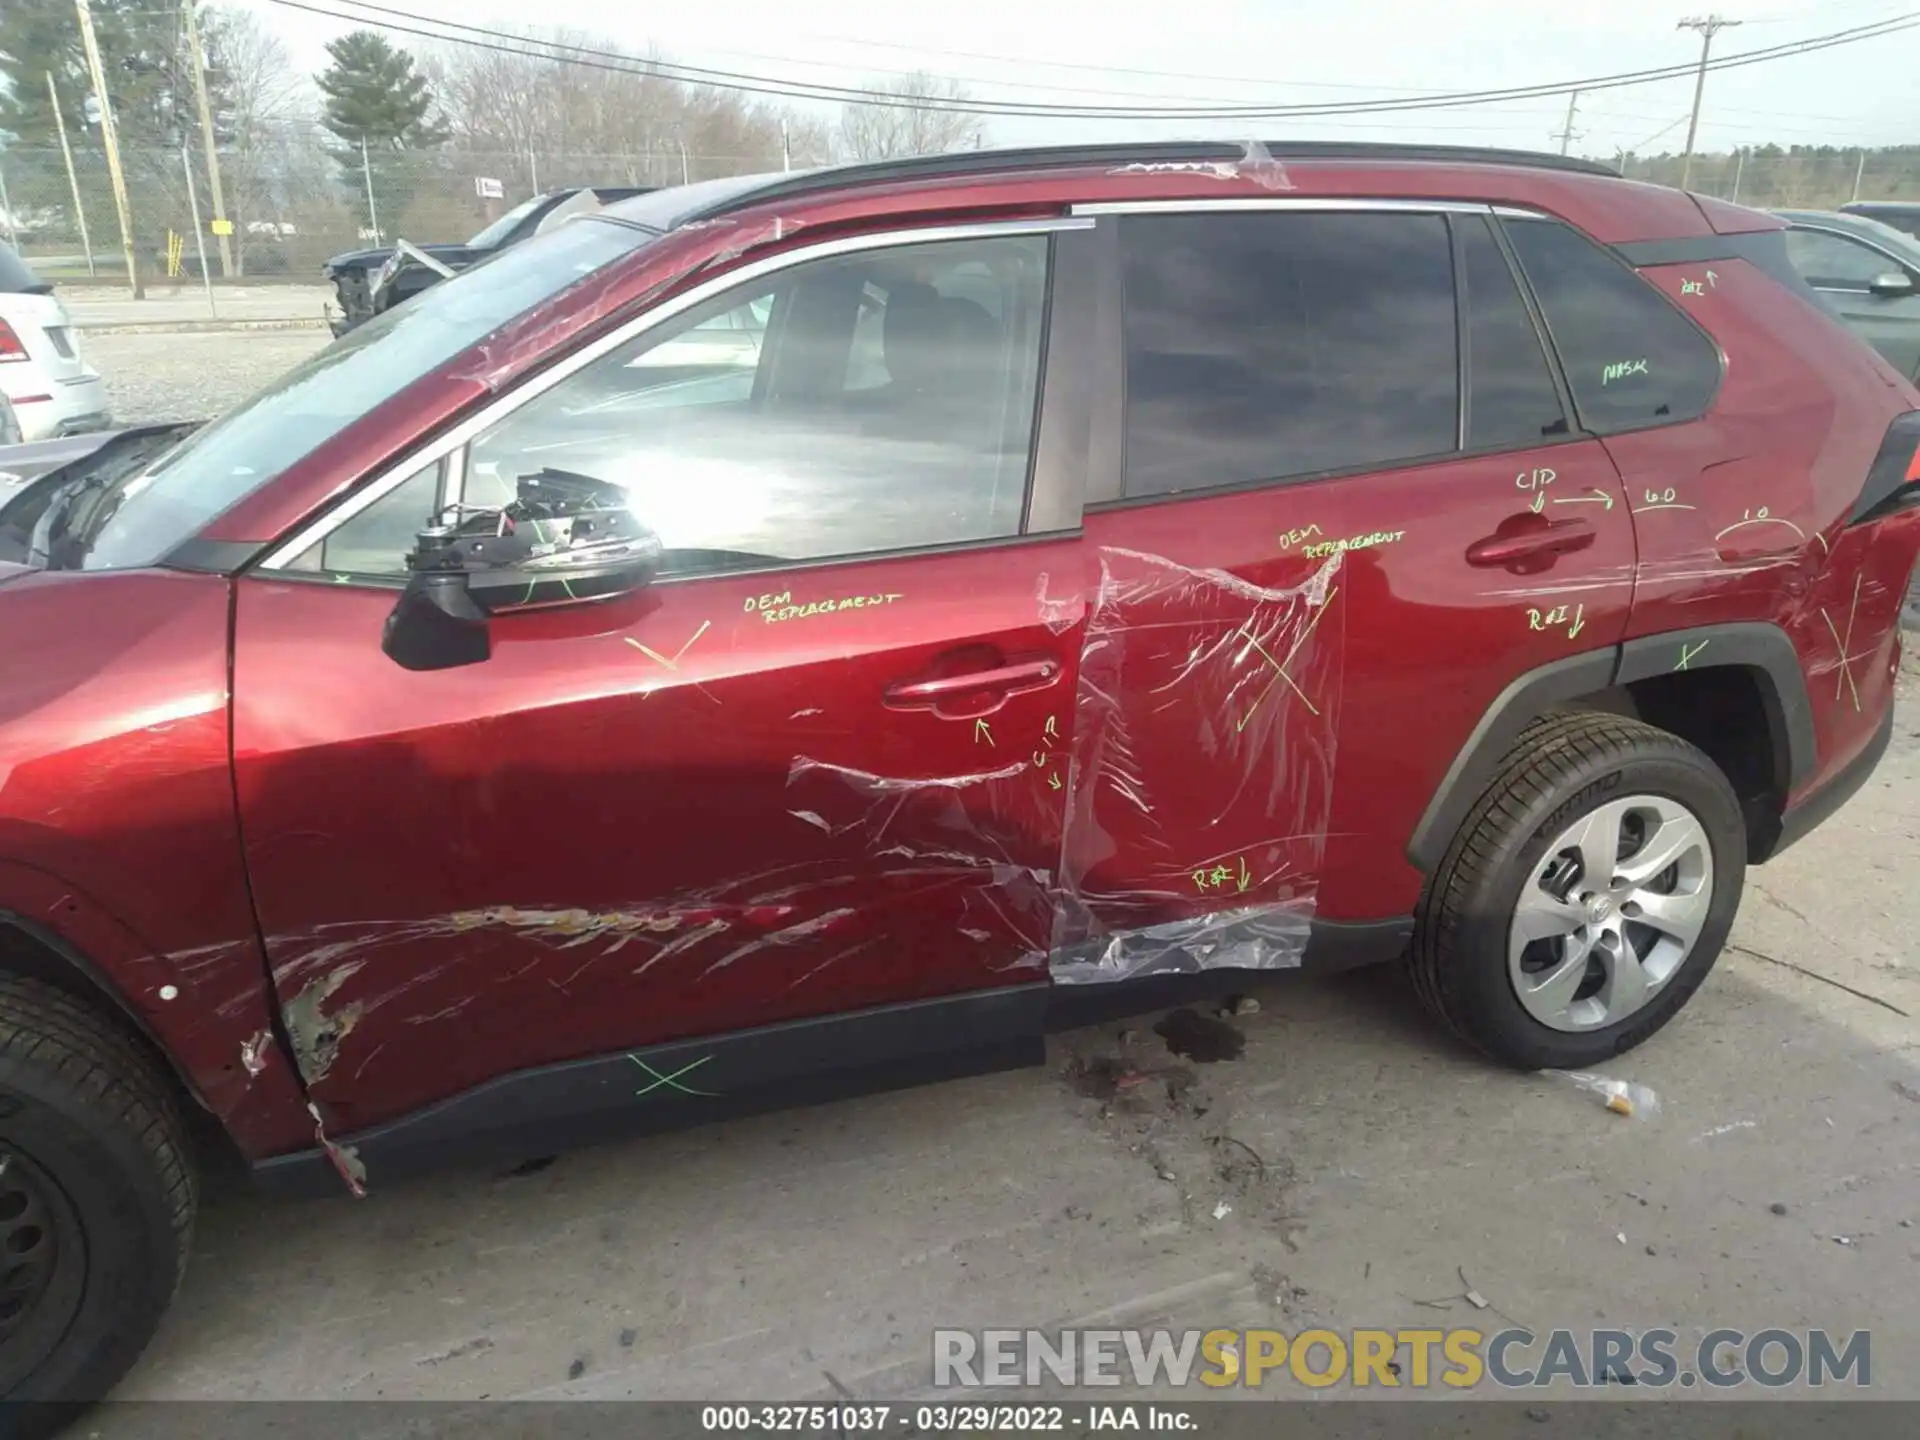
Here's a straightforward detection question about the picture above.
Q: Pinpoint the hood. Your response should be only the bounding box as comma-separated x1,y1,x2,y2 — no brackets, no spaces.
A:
0,422,204,565
324,243,482,276
0,430,126,505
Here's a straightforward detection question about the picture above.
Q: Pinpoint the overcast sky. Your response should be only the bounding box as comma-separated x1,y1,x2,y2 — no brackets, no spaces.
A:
236,0,1920,159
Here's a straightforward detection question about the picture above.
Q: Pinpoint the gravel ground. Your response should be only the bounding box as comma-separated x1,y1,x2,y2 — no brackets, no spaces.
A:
84,330,330,427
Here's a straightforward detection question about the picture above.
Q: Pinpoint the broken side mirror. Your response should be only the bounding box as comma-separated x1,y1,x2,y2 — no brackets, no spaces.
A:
380,467,664,672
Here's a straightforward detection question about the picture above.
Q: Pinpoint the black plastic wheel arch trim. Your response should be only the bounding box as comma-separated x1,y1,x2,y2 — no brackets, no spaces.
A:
1615,622,1816,791
1762,698,1892,862
1406,649,1620,873
1409,623,1816,873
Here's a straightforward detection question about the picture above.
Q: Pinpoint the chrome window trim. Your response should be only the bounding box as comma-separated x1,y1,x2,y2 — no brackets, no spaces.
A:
1071,197,1495,217
260,215,1094,571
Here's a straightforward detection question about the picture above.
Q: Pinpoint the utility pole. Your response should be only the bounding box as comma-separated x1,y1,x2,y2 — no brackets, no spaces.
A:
780,118,791,173
182,0,233,278
1553,90,1581,156
1851,148,1868,202
1730,146,1745,203
1677,14,1740,191
74,0,142,298
46,74,97,275
180,141,215,314
360,136,380,242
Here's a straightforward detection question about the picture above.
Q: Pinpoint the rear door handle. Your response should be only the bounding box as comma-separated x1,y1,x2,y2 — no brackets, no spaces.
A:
884,659,1060,707
1466,517,1597,567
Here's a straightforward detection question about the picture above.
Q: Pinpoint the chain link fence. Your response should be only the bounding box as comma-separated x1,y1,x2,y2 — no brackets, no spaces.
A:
0,142,786,281
8,139,1920,284
1617,150,1920,209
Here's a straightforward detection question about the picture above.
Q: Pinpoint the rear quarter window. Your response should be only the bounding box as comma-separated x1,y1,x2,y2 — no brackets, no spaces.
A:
1502,217,1722,434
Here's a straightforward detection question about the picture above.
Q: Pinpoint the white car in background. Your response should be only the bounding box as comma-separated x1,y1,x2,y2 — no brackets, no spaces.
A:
0,245,111,442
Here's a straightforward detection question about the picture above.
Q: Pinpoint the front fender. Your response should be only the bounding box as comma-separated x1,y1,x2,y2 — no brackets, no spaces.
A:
0,860,311,1156
0,568,314,1157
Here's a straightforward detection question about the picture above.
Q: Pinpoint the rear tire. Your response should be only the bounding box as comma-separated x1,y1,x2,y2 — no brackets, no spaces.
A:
0,976,196,1434
1409,711,1746,1070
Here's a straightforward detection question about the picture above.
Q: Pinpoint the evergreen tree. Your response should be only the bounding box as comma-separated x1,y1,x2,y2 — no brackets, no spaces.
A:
0,0,237,149
314,29,447,241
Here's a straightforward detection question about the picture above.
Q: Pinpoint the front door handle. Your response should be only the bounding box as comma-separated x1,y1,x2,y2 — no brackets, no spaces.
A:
884,658,1061,707
1466,517,1597,567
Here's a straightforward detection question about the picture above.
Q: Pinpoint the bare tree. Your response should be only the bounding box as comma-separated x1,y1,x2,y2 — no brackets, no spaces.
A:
206,6,319,274
838,73,983,161
428,27,827,194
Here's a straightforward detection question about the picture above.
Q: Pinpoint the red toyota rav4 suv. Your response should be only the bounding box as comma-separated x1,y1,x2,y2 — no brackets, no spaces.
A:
1,142,1916,1414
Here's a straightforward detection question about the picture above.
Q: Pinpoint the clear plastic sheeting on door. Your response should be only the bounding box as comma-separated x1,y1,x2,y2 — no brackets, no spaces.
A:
777,546,1344,985
1048,546,1342,984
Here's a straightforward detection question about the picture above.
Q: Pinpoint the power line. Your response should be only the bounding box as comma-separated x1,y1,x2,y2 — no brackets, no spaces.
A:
269,0,1920,122
302,1,1919,118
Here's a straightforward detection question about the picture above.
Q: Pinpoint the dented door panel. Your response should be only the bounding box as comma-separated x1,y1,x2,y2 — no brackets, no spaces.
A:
231,547,1090,1133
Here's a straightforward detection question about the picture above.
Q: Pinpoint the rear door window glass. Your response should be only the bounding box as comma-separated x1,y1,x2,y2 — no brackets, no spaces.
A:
1458,216,1568,451
1117,211,1459,497
1502,217,1722,433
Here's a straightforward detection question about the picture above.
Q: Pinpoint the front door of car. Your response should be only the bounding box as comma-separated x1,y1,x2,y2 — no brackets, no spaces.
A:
1784,224,1920,379
231,220,1096,1135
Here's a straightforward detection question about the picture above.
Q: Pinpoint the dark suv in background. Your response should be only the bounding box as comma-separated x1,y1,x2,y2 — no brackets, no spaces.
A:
2,142,1918,1423
1778,207,1920,378
322,184,653,333
1841,200,1920,238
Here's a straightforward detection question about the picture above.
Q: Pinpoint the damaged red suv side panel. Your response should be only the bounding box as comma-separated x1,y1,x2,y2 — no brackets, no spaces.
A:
2,142,1917,1414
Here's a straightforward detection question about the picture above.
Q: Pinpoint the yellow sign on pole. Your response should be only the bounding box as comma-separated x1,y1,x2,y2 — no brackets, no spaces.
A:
210,218,233,236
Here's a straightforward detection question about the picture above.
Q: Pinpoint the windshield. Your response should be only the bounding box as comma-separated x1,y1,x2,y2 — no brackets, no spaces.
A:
73,216,651,572
466,195,548,250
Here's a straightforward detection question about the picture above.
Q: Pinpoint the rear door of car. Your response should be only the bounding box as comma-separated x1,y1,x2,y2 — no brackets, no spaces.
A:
1069,202,1639,948
1783,222,1920,378
231,217,1101,1138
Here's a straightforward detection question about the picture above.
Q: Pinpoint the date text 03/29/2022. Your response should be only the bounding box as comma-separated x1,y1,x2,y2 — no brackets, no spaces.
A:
699,1405,1194,1432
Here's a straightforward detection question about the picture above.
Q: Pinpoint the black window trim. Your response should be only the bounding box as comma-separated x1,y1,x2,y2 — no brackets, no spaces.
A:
1449,215,1471,452
256,216,1094,588
1478,211,1583,436
1497,209,1728,441
1082,199,1598,514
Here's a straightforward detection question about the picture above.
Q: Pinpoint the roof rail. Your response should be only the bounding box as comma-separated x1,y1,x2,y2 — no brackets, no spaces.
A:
675,140,1621,226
